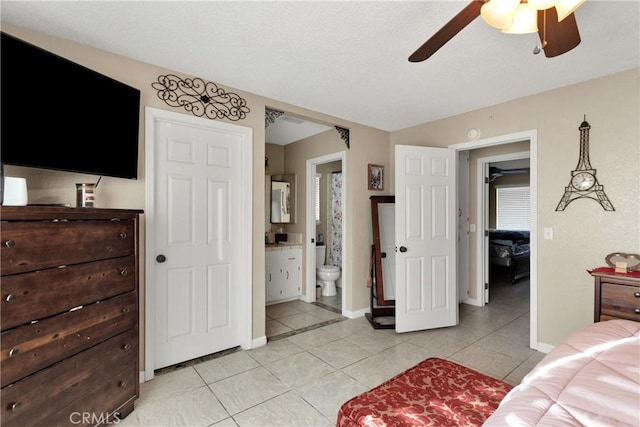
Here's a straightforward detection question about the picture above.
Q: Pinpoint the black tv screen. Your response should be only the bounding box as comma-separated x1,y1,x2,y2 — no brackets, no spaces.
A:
1,32,140,179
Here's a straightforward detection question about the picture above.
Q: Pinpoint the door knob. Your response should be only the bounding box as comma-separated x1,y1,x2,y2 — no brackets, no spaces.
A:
399,246,408,253
156,254,167,263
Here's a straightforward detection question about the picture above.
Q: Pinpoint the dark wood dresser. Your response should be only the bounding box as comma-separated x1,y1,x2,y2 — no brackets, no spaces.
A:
589,267,640,323
0,206,142,426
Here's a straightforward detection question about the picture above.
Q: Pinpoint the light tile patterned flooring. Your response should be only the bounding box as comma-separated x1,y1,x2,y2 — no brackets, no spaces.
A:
120,277,543,427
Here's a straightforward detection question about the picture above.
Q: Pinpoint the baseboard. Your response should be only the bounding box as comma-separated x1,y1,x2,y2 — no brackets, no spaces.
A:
535,341,554,354
343,307,368,319
462,297,482,307
252,335,267,349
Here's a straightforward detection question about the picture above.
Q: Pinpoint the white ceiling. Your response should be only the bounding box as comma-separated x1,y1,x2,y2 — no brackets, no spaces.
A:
2,1,638,142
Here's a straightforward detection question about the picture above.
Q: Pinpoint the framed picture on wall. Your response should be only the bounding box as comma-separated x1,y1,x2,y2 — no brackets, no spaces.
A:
368,164,384,190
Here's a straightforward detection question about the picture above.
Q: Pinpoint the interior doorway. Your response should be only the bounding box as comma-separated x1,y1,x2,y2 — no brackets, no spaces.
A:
450,129,538,350
305,151,347,315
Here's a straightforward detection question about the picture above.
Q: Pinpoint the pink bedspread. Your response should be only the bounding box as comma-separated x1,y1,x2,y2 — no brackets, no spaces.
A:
484,319,640,426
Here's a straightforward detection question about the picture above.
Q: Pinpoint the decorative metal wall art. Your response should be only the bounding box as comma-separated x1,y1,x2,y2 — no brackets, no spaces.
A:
152,74,250,121
335,126,350,149
556,116,614,211
265,108,285,128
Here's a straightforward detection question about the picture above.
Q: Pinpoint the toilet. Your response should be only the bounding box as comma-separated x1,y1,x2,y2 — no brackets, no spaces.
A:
316,245,341,297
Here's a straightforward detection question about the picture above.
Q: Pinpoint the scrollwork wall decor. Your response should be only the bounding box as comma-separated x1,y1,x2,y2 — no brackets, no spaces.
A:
335,126,350,149
265,108,285,128
152,74,250,121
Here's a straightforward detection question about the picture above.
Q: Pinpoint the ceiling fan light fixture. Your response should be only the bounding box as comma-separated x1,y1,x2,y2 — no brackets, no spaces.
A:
528,0,559,10
502,3,538,34
481,0,520,29
555,0,585,21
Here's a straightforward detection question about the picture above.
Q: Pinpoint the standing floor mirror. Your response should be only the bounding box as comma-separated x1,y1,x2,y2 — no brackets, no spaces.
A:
366,195,396,329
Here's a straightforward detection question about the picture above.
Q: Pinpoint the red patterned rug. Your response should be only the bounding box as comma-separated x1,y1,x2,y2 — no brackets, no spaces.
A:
337,358,512,427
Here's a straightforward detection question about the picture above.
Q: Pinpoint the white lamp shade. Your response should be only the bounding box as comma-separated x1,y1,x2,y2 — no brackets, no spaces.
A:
555,0,585,21
502,3,539,34
481,0,520,29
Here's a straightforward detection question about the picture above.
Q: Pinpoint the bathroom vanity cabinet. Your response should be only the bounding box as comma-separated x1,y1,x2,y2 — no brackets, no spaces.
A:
266,246,302,304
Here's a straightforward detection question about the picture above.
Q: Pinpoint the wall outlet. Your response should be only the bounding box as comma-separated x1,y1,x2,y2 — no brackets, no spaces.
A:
469,224,476,233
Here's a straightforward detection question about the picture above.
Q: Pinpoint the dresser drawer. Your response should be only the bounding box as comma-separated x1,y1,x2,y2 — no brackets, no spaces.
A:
600,283,640,321
1,219,135,275
1,328,138,427
1,256,136,330
1,292,137,387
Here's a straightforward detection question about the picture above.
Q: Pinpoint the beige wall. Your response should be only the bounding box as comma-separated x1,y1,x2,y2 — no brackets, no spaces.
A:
2,24,392,369
4,24,638,354
391,68,640,345
283,127,391,313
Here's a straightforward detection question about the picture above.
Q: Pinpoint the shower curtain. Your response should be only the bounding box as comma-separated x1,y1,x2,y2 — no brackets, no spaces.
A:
327,172,343,267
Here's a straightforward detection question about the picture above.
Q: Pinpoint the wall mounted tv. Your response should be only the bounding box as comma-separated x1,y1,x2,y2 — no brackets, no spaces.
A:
1,32,141,179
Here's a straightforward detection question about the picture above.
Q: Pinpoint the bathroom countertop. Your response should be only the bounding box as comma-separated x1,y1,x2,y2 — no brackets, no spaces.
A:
265,243,303,251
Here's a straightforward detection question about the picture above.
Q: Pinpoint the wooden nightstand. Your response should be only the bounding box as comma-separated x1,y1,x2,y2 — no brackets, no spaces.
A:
589,267,640,323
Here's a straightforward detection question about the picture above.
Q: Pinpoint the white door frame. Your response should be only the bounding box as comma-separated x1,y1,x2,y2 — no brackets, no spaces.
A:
304,151,346,314
449,129,538,350
478,151,531,304
143,107,253,381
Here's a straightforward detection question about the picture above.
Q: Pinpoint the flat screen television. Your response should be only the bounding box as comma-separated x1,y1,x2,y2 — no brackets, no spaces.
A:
1,32,141,179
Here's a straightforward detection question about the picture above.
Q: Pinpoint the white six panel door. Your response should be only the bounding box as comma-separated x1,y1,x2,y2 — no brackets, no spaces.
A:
154,119,245,369
395,145,458,333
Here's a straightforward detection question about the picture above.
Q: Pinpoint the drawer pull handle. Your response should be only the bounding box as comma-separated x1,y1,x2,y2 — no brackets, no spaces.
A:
123,343,132,350
122,307,130,314
8,402,21,411
120,269,128,277
5,294,16,302
119,232,128,239
635,308,640,314
4,240,15,248
8,348,19,358
634,292,640,298
118,380,128,388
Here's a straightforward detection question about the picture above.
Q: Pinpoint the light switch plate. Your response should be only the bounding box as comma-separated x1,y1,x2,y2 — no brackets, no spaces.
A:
544,227,553,240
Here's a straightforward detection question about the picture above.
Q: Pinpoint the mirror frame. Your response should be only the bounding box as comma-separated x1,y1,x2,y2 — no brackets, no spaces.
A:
270,174,296,224
371,195,395,306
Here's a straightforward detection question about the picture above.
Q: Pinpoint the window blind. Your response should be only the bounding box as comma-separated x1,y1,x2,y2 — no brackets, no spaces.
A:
496,186,530,230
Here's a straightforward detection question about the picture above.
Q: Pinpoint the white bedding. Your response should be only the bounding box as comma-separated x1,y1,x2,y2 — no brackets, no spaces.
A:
484,319,640,426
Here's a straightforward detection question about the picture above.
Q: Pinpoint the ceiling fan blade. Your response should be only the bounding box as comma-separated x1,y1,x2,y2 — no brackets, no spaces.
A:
409,1,482,62
538,7,581,58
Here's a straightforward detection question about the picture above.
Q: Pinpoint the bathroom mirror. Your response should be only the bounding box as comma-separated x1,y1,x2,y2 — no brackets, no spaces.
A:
370,195,395,306
271,174,296,223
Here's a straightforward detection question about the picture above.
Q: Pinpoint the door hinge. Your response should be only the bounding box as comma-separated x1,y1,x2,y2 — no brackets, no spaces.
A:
484,177,489,184
485,283,489,290
484,230,489,237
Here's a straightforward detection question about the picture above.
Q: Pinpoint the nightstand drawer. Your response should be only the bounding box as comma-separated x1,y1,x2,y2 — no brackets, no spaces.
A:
600,283,640,321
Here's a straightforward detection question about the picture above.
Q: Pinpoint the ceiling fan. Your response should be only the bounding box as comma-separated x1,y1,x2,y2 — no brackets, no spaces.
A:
409,0,583,62
489,166,530,182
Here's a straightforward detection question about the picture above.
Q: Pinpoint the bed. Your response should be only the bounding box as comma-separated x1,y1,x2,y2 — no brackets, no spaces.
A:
337,319,639,427
489,230,530,283
485,318,640,426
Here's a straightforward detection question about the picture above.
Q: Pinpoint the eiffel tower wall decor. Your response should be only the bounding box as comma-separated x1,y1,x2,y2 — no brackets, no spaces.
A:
556,116,614,211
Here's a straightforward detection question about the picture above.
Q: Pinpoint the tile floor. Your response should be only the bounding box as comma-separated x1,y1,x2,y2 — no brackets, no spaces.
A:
120,276,543,427
266,289,344,339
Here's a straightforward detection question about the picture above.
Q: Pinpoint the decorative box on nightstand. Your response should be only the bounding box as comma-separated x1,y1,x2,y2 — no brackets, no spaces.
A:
589,267,640,323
